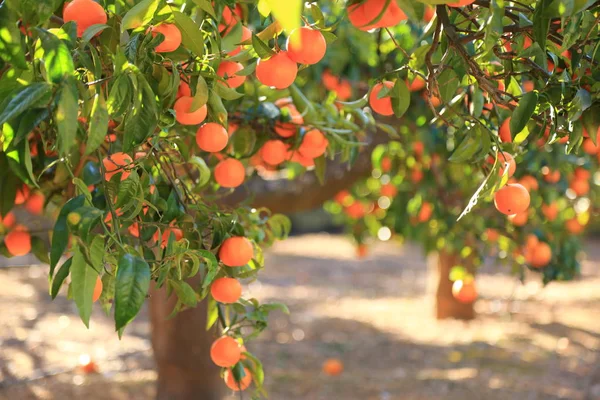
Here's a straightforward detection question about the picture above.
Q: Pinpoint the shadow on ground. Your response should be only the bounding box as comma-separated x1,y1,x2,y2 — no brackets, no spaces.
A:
0,234,599,400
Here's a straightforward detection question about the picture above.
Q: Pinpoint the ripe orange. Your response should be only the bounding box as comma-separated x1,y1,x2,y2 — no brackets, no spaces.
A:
255,52,298,89
345,201,366,219
128,222,140,238
418,202,433,222
211,277,242,303
380,183,397,198
275,105,303,138
210,336,241,367
334,190,351,204
448,0,476,6
565,218,584,234
289,151,315,167
63,0,107,38
411,168,423,183
215,158,245,188
529,242,552,268
4,227,31,256
347,2,374,31
570,178,590,196
161,228,183,248
15,185,30,205
298,129,328,159
369,81,394,116
452,280,477,303
1,212,16,229
499,118,512,142
174,97,208,125
509,211,528,226
381,156,392,172
336,80,353,101
92,276,103,302
219,236,254,267
177,81,191,98
489,152,516,177
217,61,246,89
519,175,539,191
494,183,530,215
543,168,561,183
322,69,339,91
423,6,436,22
322,358,344,376
227,25,252,56
196,123,229,153
103,152,133,181
582,138,599,154
260,140,289,166
522,80,534,92
286,27,327,65
224,367,252,391
221,4,243,30
541,202,558,221
149,24,182,53
25,191,45,215
376,0,407,28
408,76,426,92
486,228,499,241
574,167,591,181
356,244,368,259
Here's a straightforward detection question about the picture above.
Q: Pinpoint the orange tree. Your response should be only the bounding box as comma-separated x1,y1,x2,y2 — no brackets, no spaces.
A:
0,0,599,398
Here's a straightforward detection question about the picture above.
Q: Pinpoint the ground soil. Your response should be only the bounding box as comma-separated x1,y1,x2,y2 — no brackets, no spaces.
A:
0,234,599,400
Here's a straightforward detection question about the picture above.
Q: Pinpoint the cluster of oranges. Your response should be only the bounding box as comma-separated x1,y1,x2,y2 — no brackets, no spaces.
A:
522,234,552,268
1,185,47,257
210,336,252,391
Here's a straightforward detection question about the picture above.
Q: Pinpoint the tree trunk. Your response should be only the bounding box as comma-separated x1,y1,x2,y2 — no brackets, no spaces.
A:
435,250,475,320
150,280,225,400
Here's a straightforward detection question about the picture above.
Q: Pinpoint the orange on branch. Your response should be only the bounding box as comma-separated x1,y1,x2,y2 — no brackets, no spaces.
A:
25,192,45,215
224,367,252,391
1,212,16,229
494,183,530,215
149,24,182,53
15,185,30,205
509,211,528,226
322,358,344,376
570,179,590,196
541,202,558,221
447,0,476,6
211,277,242,304
227,25,252,56
529,242,552,268
565,218,584,234
217,61,246,89
574,167,591,181
103,152,133,181
499,118,512,143
260,140,289,166
161,228,183,248
63,0,107,38
452,280,477,303
215,158,245,188
174,97,208,125
210,336,241,368
219,236,254,267
4,227,31,257
369,81,395,116
418,202,434,222
298,129,328,159
196,123,228,153
286,27,327,65
177,81,191,98
255,52,298,89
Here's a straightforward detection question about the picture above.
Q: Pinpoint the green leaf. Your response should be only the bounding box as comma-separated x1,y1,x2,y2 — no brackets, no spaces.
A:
31,236,49,263
437,69,459,103
568,89,591,122
107,74,132,117
50,195,86,276
532,0,551,56
51,257,72,299
251,33,275,59
172,11,205,57
122,0,161,31
191,0,217,19
71,245,99,328
449,131,479,162
123,74,157,152
395,0,424,20
114,254,151,331
0,83,52,126
81,24,110,43
205,296,218,330
0,4,27,69
169,280,198,307
189,156,211,187
314,155,326,185
390,80,410,118
36,29,75,84
191,75,209,111
221,21,242,53
510,91,538,136
86,91,109,155
56,77,79,156
0,154,18,216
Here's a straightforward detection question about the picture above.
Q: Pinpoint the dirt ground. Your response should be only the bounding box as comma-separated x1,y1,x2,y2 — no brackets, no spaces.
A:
0,234,599,400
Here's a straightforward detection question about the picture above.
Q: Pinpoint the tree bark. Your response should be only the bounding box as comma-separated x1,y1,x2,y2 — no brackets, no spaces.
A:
150,280,225,400
435,250,475,320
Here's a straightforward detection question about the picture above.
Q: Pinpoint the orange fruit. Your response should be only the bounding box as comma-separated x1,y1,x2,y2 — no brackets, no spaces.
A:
4,227,31,256
15,185,30,204
448,0,476,6
418,202,433,222
322,69,339,91
582,138,599,154
334,190,351,204
494,183,530,215
499,118,512,142
369,81,394,116
565,218,584,234
260,140,289,166
210,277,242,303
210,336,241,367
128,222,140,238
408,76,426,92
541,202,558,221
519,175,539,191
149,24,182,53
103,152,133,181
356,244,368,259
1,212,16,229
345,201,366,219
221,4,243,30
92,276,103,302
224,367,252,391
275,104,303,138
217,61,246,89
25,191,45,215
380,183,397,197
411,168,423,183
376,0,407,28
489,152,516,177
423,6,436,22
227,25,252,56
529,242,552,268
574,167,591,181
63,0,107,38
174,97,208,125
219,236,254,267
347,3,374,31
570,178,590,196
381,157,392,172
452,279,477,303
509,211,528,226
522,80,534,92
322,358,344,376
486,228,499,241
289,151,315,167
255,52,298,89
336,80,353,101
286,27,327,65
298,129,328,159
177,81,191,98
196,123,229,153
215,158,245,188
161,228,183,248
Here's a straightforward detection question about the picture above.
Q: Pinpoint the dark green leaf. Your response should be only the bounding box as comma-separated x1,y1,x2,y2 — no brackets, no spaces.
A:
510,91,538,136
169,280,198,307
51,257,72,299
36,29,75,84
56,77,79,156
172,11,205,57
50,195,86,276
86,91,109,155
71,245,99,327
0,4,27,69
0,83,52,126
437,69,459,103
251,33,275,59
390,80,410,118
121,0,161,31
114,254,151,330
